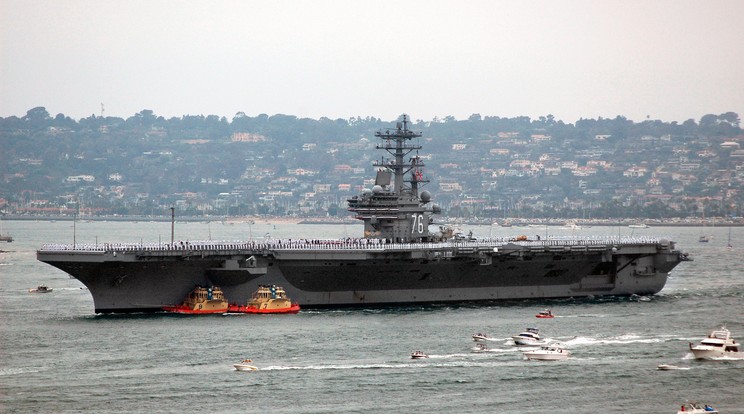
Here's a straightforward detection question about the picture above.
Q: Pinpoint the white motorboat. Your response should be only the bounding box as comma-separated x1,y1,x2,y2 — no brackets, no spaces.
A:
523,346,570,361
676,401,718,413
689,326,744,359
561,221,582,230
233,359,258,371
28,285,53,293
472,332,491,342
410,351,428,359
657,364,690,371
512,327,546,346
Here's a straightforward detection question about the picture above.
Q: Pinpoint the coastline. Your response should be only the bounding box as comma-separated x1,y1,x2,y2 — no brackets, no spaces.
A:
2,214,742,227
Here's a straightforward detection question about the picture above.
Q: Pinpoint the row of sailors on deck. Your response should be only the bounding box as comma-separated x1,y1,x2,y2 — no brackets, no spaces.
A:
41,238,395,252
41,235,663,252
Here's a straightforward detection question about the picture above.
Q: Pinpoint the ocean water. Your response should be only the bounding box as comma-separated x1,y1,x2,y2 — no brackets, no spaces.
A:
1,220,742,413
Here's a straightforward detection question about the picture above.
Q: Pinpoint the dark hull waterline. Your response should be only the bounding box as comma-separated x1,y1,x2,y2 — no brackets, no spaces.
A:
38,238,686,313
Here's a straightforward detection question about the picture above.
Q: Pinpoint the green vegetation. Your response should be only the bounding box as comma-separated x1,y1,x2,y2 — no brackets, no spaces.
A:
1,107,742,219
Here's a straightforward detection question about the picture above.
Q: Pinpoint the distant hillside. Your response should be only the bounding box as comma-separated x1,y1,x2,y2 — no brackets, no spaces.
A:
1,107,742,219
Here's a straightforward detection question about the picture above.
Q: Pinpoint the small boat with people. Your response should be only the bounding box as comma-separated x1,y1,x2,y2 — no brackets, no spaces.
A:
657,364,690,371
28,285,53,293
410,351,428,359
512,327,546,346
561,221,582,230
535,309,555,318
472,332,492,341
233,359,259,371
689,326,743,359
472,343,489,353
228,285,300,314
676,401,718,413
162,285,229,314
523,346,570,361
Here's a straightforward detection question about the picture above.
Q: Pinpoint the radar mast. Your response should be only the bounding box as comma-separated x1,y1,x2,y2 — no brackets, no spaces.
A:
347,114,439,242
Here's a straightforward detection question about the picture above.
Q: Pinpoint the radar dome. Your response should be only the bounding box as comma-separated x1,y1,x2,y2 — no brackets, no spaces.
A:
432,204,442,214
372,185,383,194
420,191,431,203
362,188,373,195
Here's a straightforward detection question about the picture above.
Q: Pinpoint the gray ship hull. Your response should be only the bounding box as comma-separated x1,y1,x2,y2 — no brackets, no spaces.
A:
37,238,686,313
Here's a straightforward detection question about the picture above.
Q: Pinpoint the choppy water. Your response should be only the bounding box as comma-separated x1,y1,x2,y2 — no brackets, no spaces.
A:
1,220,742,413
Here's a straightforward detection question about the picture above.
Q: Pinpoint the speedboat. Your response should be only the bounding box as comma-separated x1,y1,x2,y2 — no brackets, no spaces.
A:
657,364,690,371
512,327,546,346
472,343,489,353
472,332,491,341
628,223,650,229
523,346,570,361
676,401,718,413
29,285,53,293
689,326,744,359
536,309,555,318
562,221,582,230
233,359,258,371
410,351,428,359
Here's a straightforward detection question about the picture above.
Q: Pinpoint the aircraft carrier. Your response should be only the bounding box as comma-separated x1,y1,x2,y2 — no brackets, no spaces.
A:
37,115,690,313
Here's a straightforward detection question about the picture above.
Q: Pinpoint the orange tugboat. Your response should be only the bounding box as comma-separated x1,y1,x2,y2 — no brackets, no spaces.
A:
162,286,229,314
228,285,300,314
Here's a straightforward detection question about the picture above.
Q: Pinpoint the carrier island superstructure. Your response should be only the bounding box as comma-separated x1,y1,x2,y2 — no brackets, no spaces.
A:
37,115,690,313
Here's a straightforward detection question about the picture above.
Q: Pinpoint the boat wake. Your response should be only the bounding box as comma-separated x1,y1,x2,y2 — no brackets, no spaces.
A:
253,348,547,372
258,359,520,371
556,313,610,319
0,367,42,376
562,334,664,347
472,347,524,354
472,336,510,342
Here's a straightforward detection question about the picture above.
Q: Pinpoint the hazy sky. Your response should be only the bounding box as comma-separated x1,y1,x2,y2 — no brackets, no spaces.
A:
2,0,743,123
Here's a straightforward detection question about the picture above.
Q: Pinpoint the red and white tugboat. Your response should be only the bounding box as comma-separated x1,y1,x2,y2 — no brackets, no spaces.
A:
162,286,228,314
228,285,300,314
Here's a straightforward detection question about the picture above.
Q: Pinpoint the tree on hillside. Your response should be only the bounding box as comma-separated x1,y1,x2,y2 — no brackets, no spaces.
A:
23,107,51,130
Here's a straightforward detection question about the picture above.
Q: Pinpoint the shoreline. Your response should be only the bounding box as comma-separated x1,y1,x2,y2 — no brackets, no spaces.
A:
2,214,743,227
